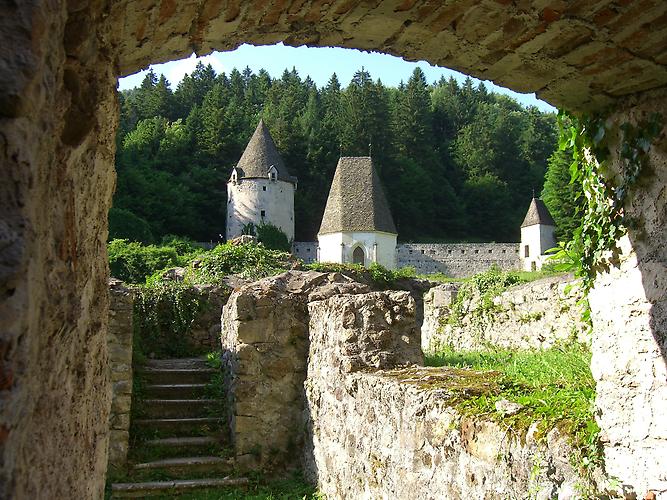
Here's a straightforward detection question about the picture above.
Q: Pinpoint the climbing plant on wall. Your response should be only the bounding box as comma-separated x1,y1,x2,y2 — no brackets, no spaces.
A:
551,110,663,301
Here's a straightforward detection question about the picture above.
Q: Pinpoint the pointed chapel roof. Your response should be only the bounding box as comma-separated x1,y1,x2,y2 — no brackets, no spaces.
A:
521,197,556,228
318,157,397,235
234,119,296,183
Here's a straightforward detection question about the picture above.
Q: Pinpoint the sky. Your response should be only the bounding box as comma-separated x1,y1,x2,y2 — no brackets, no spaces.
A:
118,43,556,113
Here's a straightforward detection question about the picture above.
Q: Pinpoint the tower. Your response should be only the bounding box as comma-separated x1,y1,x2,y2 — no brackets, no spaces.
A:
520,197,557,271
226,119,297,241
317,157,398,269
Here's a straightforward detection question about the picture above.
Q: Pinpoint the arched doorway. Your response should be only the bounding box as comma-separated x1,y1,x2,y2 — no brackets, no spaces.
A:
352,246,365,265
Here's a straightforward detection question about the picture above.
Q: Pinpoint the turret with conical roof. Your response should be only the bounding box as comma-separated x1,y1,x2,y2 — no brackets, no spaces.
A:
317,157,398,269
520,197,556,271
231,119,297,184
226,120,296,241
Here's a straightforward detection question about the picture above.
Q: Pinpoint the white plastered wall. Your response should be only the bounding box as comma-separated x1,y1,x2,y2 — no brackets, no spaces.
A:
226,178,295,241
317,231,397,269
520,224,556,271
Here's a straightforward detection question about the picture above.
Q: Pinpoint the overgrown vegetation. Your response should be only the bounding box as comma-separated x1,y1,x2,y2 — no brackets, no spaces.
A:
444,267,527,327
113,239,295,358
550,111,663,295
425,343,601,474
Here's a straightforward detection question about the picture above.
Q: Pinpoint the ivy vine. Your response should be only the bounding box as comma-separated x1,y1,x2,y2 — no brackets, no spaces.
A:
552,110,663,302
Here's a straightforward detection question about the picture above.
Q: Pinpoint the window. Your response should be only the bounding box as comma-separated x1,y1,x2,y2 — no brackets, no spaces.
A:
524,245,530,257
261,210,266,218
263,186,266,191
306,248,310,253
421,250,425,254
475,249,479,254
488,249,492,254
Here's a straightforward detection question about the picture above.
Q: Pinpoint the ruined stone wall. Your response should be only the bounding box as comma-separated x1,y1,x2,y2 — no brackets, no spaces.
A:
422,275,587,353
588,88,667,497
397,243,521,277
305,292,589,499
0,1,118,497
107,279,134,471
220,271,371,470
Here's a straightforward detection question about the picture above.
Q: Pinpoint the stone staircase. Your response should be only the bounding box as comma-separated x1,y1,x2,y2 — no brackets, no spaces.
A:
110,357,246,498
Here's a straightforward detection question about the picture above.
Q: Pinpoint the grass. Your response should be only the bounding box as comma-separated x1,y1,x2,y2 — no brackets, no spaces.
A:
425,343,601,466
148,473,321,499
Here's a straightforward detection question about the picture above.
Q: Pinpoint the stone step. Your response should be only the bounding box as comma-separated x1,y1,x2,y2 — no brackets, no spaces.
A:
140,368,217,385
144,383,208,399
111,477,249,498
144,436,219,449
133,417,224,435
142,399,219,419
132,456,235,478
144,357,210,370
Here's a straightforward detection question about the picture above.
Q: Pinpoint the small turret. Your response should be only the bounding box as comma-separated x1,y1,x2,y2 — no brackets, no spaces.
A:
520,197,556,271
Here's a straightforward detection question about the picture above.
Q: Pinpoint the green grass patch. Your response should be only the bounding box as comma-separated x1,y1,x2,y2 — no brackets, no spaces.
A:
425,343,601,469
306,262,416,288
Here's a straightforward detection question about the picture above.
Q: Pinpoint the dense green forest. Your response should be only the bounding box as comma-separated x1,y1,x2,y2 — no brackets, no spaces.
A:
113,63,564,244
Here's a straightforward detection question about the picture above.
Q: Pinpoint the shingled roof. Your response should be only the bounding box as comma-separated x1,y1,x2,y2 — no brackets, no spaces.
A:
521,197,556,228
234,119,296,184
318,157,397,235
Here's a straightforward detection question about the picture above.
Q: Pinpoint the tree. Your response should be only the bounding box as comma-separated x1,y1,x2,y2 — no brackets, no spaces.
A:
541,148,582,242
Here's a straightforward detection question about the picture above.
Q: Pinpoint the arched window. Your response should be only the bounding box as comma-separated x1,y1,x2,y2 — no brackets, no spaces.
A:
353,246,365,265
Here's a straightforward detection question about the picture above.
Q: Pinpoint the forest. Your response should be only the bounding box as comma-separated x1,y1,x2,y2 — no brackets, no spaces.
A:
112,63,575,244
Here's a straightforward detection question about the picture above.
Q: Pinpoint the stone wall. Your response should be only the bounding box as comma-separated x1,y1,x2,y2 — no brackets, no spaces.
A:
292,242,318,264
397,243,521,277
422,275,587,353
305,291,591,499
220,271,370,470
107,279,134,471
587,88,667,497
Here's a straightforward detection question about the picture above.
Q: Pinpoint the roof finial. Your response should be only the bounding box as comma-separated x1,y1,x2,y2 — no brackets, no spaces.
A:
532,187,535,199
339,143,343,158
368,141,372,158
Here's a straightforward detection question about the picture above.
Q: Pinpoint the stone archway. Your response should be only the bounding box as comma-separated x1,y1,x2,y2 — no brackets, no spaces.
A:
1,1,667,497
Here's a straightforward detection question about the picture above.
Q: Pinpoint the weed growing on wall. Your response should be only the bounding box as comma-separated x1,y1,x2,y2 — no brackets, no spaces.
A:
445,266,524,327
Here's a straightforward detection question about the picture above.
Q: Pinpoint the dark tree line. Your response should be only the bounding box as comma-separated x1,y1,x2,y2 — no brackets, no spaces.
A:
112,63,561,244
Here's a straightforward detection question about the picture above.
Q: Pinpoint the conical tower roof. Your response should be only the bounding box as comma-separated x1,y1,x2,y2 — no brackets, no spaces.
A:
234,119,296,183
318,157,397,235
521,197,555,228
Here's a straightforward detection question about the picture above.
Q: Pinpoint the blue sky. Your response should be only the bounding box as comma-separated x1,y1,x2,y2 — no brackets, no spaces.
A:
118,43,556,112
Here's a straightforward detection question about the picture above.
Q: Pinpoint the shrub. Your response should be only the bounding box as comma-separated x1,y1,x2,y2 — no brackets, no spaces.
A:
189,242,292,283
256,223,291,252
108,239,181,283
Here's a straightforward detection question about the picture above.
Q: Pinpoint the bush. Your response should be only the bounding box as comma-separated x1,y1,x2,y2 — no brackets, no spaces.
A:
306,261,416,287
108,239,182,283
255,223,291,252
190,242,292,283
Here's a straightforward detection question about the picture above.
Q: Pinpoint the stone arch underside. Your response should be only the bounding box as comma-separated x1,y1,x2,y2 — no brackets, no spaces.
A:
1,0,667,498
112,0,667,112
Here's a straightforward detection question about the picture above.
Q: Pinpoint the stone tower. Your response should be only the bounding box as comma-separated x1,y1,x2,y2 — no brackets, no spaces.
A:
226,119,297,241
318,157,398,269
520,197,556,271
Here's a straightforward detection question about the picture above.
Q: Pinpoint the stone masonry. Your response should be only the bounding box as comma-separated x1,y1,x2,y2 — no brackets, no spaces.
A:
220,270,370,470
107,279,134,471
2,1,667,496
397,243,521,277
304,291,593,499
422,275,587,353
